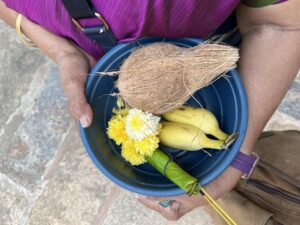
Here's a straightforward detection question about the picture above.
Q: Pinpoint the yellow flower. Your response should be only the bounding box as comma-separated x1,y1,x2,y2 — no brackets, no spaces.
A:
126,109,160,140
112,108,129,119
135,135,160,156
107,115,128,145
155,123,163,135
121,140,146,165
107,107,162,166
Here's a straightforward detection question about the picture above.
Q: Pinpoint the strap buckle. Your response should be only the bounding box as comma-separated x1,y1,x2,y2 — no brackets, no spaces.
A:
72,12,109,31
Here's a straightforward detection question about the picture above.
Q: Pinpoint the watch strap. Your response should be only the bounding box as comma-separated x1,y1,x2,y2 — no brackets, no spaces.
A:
231,152,259,179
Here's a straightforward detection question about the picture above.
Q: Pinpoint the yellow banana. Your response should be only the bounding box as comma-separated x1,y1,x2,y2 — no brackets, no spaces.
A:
163,106,229,141
159,122,228,150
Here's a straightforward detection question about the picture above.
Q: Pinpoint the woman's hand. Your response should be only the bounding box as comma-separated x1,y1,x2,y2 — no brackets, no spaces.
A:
138,167,242,221
0,2,97,127
57,47,96,127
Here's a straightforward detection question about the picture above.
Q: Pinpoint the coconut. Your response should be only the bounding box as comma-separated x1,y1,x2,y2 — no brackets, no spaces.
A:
100,42,239,115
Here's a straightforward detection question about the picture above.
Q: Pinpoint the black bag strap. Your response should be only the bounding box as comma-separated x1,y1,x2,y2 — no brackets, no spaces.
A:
241,0,280,8
61,0,117,53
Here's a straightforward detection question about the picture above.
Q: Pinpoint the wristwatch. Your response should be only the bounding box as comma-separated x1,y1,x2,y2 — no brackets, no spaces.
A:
230,152,259,179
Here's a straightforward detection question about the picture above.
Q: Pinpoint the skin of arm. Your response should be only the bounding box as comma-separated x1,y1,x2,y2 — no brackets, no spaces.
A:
138,0,300,221
0,0,95,127
236,1,300,155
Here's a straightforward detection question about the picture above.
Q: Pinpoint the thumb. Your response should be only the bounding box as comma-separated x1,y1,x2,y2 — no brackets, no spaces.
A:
61,73,93,128
69,95,93,128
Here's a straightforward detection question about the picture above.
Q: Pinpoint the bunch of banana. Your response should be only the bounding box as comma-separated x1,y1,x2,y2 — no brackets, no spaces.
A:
159,106,237,151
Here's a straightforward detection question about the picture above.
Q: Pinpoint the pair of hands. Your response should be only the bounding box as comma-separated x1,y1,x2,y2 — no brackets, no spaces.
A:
59,49,243,221
3,0,298,221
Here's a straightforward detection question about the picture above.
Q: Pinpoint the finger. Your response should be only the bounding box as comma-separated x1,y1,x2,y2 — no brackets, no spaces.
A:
137,195,182,203
137,197,182,221
68,97,93,128
74,119,81,135
61,75,93,127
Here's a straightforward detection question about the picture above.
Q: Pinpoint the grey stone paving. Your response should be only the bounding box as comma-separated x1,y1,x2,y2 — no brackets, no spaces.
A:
0,20,299,225
277,81,300,120
26,127,114,225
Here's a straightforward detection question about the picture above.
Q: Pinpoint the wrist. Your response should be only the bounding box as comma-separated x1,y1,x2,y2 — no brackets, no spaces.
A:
239,147,253,155
230,151,259,179
238,141,254,155
204,167,242,202
16,14,36,47
238,138,255,155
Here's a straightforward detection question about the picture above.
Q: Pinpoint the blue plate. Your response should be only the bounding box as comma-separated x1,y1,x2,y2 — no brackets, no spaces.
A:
80,37,248,197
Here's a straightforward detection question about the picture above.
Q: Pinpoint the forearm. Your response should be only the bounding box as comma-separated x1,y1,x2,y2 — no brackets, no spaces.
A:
0,0,16,27
238,25,300,154
0,0,82,63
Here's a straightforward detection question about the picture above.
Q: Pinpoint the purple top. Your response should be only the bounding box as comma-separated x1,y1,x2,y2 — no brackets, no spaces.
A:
3,0,285,60
4,0,240,59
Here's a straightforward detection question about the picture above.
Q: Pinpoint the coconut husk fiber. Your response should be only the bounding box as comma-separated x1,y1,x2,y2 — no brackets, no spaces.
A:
100,42,239,115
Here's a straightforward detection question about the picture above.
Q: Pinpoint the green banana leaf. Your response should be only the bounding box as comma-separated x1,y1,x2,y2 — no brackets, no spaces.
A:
145,149,200,196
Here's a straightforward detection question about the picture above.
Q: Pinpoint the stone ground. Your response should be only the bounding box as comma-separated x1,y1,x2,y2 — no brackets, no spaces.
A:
0,21,299,225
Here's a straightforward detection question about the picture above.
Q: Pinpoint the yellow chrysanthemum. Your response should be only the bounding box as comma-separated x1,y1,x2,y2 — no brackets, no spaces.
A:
107,115,128,145
107,107,162,166
121,140,146,165
112,108,129,119
135,135,160,156
126,109,161,140
155,123,163,135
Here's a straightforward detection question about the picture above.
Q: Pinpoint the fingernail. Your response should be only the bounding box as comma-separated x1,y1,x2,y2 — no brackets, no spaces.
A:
80,116,90,128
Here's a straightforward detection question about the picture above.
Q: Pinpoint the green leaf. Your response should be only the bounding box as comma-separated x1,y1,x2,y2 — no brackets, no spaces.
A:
116,97,124,108
145,149,200,195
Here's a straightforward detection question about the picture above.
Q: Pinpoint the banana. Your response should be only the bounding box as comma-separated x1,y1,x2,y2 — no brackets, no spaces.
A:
163,106,229,141
159,122,228,150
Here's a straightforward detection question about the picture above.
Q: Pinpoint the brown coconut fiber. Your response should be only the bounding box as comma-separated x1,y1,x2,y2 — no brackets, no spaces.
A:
99,42,239,115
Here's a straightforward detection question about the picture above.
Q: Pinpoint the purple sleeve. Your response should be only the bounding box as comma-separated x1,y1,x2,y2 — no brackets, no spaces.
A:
3,0,289,60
